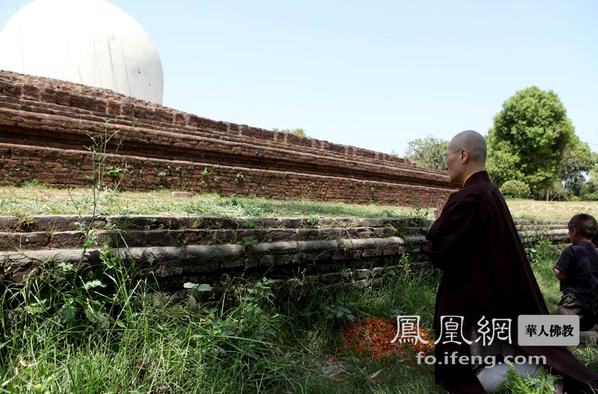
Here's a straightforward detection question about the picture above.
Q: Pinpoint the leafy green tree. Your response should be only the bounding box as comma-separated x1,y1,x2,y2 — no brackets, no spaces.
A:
583,152,598,198
273,128,307,138
500,180,531,199
559,135,593,196
487,86,574,196
290,128,306,138
405,137,448,171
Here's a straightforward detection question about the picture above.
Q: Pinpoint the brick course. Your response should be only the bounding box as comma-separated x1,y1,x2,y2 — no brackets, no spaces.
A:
0,70,455,206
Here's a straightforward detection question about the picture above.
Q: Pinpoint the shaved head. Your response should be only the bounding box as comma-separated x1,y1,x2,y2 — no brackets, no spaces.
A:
449,130,487,165
445,130,487,185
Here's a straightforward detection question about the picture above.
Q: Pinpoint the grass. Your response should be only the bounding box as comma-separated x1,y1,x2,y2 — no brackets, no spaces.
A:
2,185,598,222
506,199,598,222
0,241,596,393
0,252,443,393
527,239,564,310
0,185,430,219
1,183,597,392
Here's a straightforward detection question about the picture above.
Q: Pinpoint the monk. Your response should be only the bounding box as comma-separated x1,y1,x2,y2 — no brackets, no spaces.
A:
424,130,598,393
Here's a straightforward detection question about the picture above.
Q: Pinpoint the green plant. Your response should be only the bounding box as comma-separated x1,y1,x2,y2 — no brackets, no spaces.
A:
82,229,99,249
239,236,257,248
337,239,352,253
87,119,124,190
22,179,49,188
500,180,531,199
183,282,212,302
176,234,188,248
74,119,127,255
497,365,558,393
106,164,126,178
526,238,557,266
397,253,413,277
305,216,320,228
381,208,394,217
243,205,263,216
408,205,430,226
324,301,356,323
17,214,34,228
2,248,136,338
234,172,244,183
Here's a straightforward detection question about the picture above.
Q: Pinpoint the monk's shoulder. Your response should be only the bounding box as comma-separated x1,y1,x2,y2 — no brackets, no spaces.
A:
452,183,486,202
461,179,500,201
444,188,482,214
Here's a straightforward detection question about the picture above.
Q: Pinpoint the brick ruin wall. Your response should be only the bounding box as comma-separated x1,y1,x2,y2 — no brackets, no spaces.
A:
0,71,455,207
0,215,568,289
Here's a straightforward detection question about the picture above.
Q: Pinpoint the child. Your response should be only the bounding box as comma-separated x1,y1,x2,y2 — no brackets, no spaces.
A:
553,214,598,331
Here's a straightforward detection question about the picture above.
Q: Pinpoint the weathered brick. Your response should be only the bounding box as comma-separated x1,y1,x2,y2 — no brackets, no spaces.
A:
0,70,454,209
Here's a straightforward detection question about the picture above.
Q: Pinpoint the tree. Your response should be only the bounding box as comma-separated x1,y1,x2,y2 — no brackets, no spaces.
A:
500,180,531,199
582,152,598,198
405,137,448,171
558,135,593,197
273,128,308,138
487,86,574,196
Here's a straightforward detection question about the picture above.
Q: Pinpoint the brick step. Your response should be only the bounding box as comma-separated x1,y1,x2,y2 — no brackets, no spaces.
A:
0,143,453,206
0,97,423,173
0,110,449,187
0,215,427,233
519,229,569,242
516,224,568,231
0,222,567,255
0,236,414,283
0,225,419,251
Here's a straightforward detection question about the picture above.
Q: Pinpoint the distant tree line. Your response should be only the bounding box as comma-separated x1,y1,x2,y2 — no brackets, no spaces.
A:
273,128,307,138
404,86,598,201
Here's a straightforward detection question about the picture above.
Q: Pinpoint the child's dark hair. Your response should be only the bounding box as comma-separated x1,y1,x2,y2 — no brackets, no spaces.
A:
568,214,598,239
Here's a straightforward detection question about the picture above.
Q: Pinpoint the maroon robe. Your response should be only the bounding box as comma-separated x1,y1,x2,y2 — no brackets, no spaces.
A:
424,170,598,393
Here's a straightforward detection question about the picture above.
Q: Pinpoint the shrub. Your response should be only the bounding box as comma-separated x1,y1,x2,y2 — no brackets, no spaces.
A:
500,180,531,199
582,192,598,201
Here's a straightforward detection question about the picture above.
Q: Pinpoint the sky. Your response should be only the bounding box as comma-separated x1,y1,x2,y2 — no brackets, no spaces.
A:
1,0,597,156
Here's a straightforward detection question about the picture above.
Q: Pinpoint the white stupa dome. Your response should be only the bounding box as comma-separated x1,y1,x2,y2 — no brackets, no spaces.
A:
0,0,164,104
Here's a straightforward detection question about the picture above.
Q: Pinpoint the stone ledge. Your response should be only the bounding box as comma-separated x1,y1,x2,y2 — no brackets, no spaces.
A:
0,236,412,283
0,214,429,232
0,213,568,288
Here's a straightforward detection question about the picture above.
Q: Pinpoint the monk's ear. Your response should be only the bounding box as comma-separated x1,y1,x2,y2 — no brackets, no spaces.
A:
460,149,470,164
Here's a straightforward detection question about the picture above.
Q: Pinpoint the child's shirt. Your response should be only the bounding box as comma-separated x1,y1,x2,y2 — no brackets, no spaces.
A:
554,241,598,305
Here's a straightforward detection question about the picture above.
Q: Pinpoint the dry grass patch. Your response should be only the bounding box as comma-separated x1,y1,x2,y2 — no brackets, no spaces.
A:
0,185,430,219
2,185,597,222
506,199,598,222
